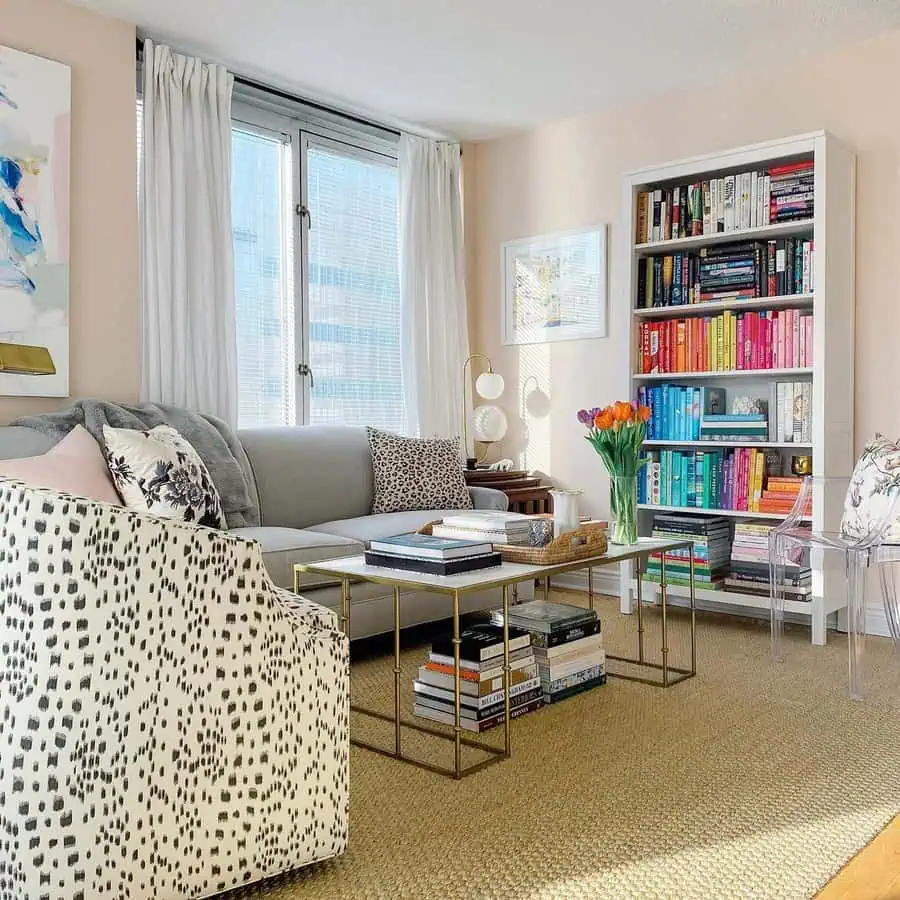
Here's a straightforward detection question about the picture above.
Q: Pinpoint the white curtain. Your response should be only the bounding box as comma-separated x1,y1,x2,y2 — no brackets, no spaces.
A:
399,135,470,439
140,40,238,426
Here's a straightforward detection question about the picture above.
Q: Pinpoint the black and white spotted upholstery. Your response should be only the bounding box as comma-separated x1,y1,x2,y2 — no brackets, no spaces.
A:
0,478,349,900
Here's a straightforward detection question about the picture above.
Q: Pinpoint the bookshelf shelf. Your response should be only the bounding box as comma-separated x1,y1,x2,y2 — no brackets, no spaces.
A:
635,218,814,255
630,580,820,617
644,440,812,449
621,132,856,647
636,503,811,521
633,367,813,382
633,293,814,320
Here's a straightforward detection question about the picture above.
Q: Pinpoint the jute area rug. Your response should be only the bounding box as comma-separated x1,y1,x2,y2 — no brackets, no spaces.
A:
243,595,900,900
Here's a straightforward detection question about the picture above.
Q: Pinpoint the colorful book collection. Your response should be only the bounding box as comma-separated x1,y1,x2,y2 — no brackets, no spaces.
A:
639,382,811,444
635,160,814,244
645,514,732,590
638,447,810,515
638,306,812,374
637,238,814,309
726,520,812,599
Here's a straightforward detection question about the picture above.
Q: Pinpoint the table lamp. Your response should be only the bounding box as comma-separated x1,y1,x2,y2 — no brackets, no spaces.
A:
462,353,505,468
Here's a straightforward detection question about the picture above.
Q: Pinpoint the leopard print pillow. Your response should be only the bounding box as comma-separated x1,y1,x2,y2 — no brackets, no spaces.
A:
366,427,473,515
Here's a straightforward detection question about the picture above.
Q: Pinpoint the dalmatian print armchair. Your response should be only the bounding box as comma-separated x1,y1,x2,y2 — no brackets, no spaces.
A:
0,479,350,899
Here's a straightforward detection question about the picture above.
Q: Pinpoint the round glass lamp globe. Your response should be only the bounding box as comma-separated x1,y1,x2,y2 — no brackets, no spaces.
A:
475,371,505,401
472,405,508,443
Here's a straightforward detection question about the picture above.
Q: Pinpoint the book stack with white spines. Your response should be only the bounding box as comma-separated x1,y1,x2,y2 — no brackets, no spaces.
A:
365,533,503,576
726,521,812,600
431,510,534,546
493,601,605,703
413,624,543,733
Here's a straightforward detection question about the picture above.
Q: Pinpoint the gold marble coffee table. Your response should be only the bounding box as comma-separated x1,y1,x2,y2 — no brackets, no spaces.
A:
296,537,696,779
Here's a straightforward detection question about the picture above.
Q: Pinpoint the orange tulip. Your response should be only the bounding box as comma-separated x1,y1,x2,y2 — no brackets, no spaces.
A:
613,401,633,422
594,410,614,430
637,405,651,423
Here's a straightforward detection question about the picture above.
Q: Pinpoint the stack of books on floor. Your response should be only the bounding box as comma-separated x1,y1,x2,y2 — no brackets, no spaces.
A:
493,601,605,703
431,511,533,546
646,514,731,591
726,521,812,600
365,533,502,576
413,624,543,732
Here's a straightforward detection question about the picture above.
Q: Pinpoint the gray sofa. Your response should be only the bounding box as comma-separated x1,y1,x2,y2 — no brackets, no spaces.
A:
0,423,525,638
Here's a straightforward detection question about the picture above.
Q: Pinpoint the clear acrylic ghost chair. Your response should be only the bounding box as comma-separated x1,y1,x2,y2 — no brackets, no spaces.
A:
769,476,900,700
877,546,900,646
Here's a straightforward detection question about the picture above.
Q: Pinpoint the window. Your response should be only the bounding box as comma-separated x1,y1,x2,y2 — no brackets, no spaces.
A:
305,141,403,430
137,97,404,432
232,127,295,427
232,118,402,431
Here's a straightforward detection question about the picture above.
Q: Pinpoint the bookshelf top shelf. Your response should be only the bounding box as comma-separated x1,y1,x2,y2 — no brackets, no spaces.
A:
633,367,813,382
633,294,814,320
634,219,814,256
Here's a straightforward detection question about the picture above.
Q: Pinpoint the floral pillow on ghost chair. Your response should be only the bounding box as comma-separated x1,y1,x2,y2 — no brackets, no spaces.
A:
840,434,900,543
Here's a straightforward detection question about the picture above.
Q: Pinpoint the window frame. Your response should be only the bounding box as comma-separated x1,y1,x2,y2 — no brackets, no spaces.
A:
231,98,401,426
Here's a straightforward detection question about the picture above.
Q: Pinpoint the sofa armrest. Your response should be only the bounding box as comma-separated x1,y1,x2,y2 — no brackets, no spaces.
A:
0,478,349,896
468,485,509,511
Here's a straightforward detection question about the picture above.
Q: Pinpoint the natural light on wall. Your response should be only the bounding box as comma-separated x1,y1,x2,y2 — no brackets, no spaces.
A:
517,343,552,475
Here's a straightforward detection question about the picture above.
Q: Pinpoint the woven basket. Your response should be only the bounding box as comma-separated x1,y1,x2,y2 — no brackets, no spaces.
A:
419,519,608,566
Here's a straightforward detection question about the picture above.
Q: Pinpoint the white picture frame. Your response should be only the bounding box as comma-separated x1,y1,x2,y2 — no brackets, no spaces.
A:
501,226,607,346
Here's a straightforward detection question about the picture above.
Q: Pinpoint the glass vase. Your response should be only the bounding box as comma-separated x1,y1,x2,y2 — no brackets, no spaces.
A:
610,475,638,545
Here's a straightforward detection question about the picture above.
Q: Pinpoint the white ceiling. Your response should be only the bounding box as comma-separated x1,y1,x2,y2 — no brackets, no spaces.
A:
74,0,900,140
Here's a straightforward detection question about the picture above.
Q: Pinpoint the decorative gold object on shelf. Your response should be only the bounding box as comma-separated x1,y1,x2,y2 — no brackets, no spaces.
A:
419,518,609,566
791,454,813,476
0,342,56,376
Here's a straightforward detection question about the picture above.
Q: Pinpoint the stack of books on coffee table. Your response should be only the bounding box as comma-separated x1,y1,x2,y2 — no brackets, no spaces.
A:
492,601,605,703
413,624,544,732
431,511,534,546
365,533,502,576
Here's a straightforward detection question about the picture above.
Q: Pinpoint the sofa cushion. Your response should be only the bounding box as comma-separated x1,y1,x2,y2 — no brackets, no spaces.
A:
0,425,121,505
104,424,227,528
230,526,363,590
366,427,472,515
307,509,468,547
237,426,374,529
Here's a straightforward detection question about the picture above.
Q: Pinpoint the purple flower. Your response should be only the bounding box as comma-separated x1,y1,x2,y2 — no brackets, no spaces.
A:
576,409,593,425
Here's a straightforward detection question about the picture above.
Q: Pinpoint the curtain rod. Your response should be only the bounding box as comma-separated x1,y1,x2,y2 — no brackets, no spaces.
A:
135,37,402,139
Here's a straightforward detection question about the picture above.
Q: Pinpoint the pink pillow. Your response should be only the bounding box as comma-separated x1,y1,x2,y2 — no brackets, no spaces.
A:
0,425,122,505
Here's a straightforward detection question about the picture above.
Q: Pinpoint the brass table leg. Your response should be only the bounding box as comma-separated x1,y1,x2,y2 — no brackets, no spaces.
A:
512,584,519,605
393,585,401,757
661,555,669,687
636,557,645,664
502,584,511,758
689,551,697,675
453,589,462,779
543,576,550,602
588,567,594,612
341,578,351,637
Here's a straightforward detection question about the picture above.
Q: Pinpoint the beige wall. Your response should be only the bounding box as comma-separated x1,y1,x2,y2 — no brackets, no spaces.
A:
466,27,900,522
0,0,138,423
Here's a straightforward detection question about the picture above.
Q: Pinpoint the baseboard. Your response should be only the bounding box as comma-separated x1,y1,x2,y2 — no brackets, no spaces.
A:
550,570,894,638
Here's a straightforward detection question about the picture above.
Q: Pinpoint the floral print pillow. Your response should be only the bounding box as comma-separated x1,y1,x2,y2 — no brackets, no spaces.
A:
841,435,900,542
103,424,226,529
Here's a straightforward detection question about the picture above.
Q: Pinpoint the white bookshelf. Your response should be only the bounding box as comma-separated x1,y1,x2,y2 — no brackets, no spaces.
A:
619,132,855,645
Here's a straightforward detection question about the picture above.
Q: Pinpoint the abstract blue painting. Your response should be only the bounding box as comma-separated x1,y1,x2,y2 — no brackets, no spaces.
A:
0,44,70,396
